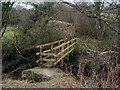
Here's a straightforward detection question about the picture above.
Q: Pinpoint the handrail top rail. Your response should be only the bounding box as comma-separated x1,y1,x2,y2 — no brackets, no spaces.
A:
36,38,67,48
54,42,77,57
42,38,78,52
52,38,78,50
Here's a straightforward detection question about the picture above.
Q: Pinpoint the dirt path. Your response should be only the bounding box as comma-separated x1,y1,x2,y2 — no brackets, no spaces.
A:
3,76,82,88
2,67,83,88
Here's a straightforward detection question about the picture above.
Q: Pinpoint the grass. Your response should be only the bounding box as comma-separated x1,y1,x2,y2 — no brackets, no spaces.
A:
76,36,101,55
2,74,82,88
2,27,19,40
2,26,20,49
2,27,20,48
76,35,117,54
4,30,15,39
83,59,100,69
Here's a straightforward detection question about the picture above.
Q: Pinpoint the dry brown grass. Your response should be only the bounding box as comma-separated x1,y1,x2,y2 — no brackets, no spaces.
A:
76,53,119,88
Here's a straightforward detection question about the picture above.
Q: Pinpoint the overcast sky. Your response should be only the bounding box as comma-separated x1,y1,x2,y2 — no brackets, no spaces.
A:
3,0,119,9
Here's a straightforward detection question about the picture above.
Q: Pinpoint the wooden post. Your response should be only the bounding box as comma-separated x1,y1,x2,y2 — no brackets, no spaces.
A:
58,41,60,53
64,39,66,49
67,42,70,61
60,38,67,67
53,49,57,66
40,46,43,65
71,39,75,57
61,45,64,67
58,40,60,45
51,43,53,59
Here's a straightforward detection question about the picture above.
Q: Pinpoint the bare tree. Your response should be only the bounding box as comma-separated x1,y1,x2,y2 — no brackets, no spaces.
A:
62,1,119,35
1,2,14,37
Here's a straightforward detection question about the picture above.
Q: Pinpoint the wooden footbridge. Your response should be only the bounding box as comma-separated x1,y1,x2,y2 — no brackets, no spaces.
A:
36,38,78,66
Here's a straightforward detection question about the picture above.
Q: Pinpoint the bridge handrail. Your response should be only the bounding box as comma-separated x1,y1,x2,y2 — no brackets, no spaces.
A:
53,38,77,50
54,42,77,65
36,38,67,49
36,37,78,65
42,38,77,53
55,42,77,57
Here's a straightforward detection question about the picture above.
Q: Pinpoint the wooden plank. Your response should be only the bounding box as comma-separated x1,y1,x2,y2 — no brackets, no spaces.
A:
40,38,78,53
60,44,64,66
55,42,77,57
43,42,64,53
36,52,56,56
43,38,68,53
42,59,55,61
36,52,40,55
54,48,74,65
51,43,53,59
36,38,67,48
40,47,42,61
41,53,55,56
43,56,50,59
53,38,77,50
36,59,40,63
36,59,55,63
43,49,51,53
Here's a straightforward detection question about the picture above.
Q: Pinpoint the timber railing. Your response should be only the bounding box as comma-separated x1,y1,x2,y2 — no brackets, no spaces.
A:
36,38,78,66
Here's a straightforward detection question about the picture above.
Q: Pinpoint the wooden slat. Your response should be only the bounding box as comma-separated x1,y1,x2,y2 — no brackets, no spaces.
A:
36,38,67,48
36,52,56,56
38,38,77,52
43,49,51,53
40,47,42,61
51,43,53,59
42,59,55,61
36,52,40,55
43,38,67,53
54,48,74,65
36,59,55,63
36,37,78,66
55,42,77,57
53,38,77,50
43,56,50,59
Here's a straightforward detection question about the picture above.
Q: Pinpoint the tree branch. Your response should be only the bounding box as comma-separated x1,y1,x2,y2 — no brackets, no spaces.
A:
62,1,120,34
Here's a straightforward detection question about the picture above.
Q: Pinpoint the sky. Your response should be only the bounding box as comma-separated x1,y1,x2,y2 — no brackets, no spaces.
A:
2,0,119,9
13,3,34,9
12,0,75,9
2,0,119,3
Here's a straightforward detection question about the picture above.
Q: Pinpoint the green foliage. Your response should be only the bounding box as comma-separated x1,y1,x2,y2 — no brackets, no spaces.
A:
9,17,20,25
2,2,14,28
2,27,19,47
83,59,100,69
3,30,14,39
76,36,100,55
30,2,54,22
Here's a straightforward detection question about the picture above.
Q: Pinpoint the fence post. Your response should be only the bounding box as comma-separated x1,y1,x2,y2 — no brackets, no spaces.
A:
71,39,75,57
60,45,64,67
51,43,53,59
40,46,43,65
58,41,61,53
53,49,57,66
